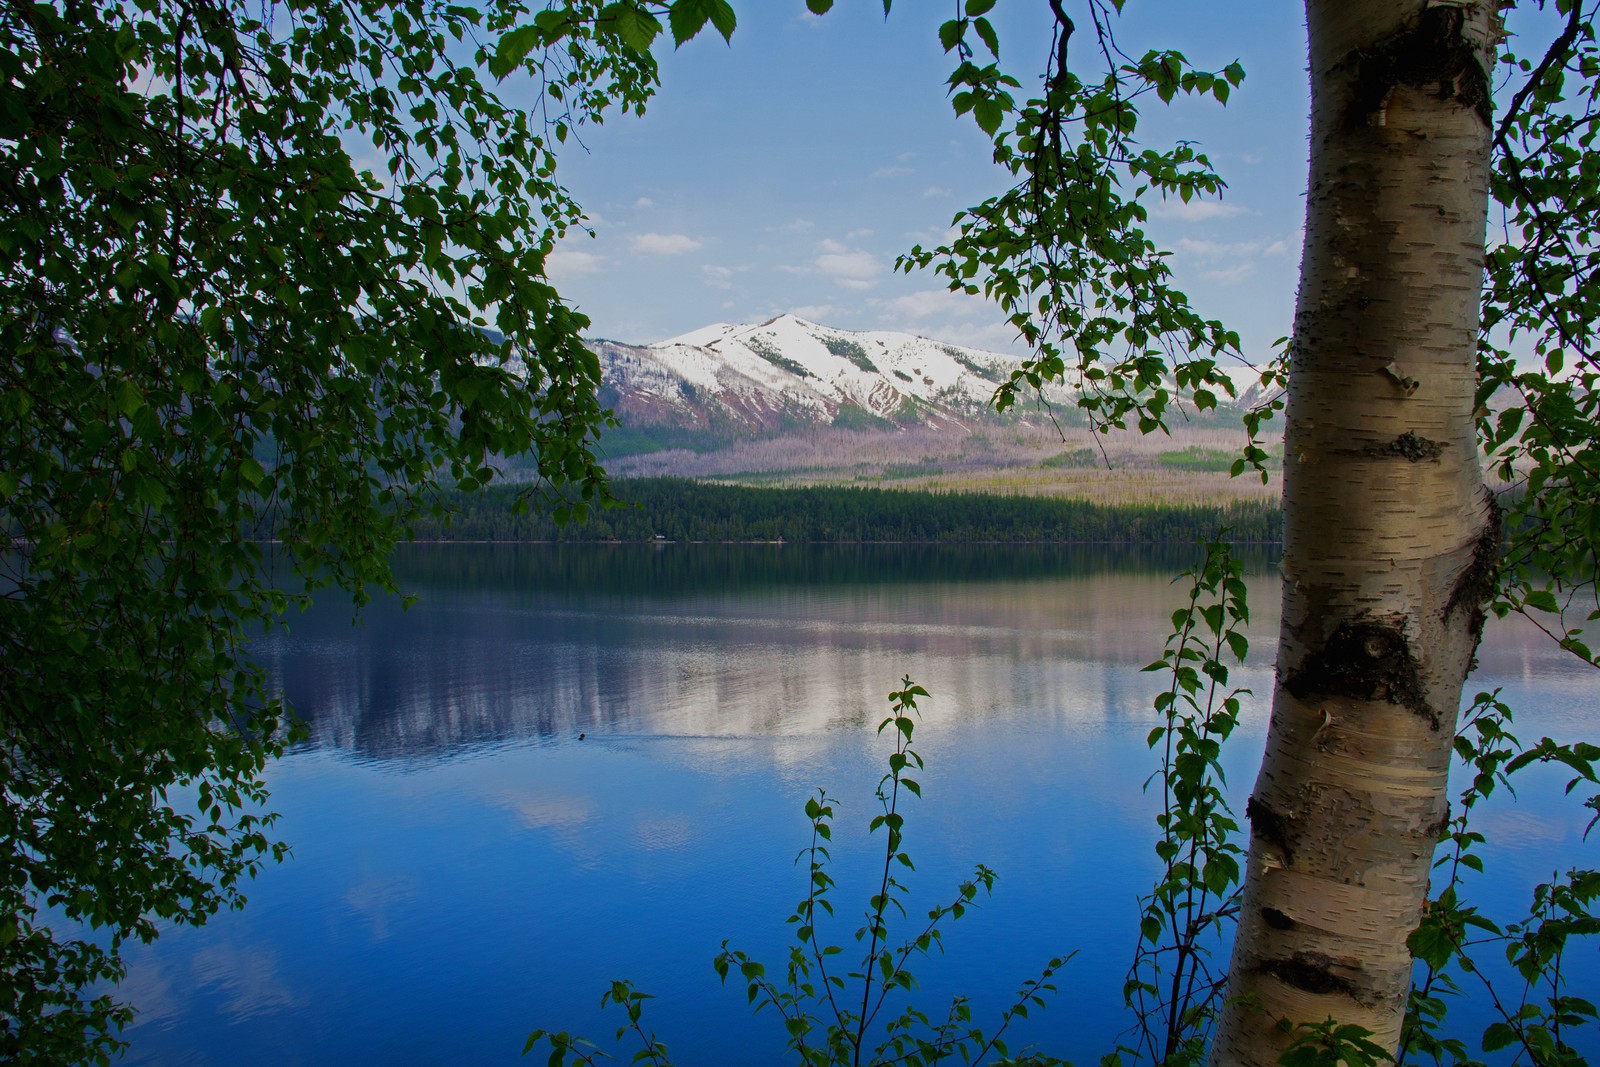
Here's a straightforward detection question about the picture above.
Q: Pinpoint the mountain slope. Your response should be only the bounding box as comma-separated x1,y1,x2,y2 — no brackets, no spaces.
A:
554,313,1282,506
592,314,1044,441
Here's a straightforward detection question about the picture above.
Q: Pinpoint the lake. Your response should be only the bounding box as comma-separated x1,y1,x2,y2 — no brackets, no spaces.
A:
111,544,1599,1065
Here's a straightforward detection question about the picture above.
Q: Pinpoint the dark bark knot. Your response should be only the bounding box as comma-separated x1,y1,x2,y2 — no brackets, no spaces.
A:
1246,795,1298,865
1346,4,1492,130
1261,906,1297,931
1375,431,1445,462
1445,490,1503,633
1256,951,1360,998
1285,619,1438,729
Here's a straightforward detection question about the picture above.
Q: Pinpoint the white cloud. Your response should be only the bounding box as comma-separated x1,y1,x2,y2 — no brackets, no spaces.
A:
633,196,655,209
922,186,953,199
1202,263,1258,284
902,224,963,246
791,303,839,322
846,228,874,241
547,249,605,278
815,240,883,289
766,218,815,234
1148,199,1249,222
933,321,1029,355
1175,236,1272,258
631,232,704,255
702,264,737,289
1168,231,1299,286
1173,233,1297,268
872,166,914,178
876,289,983,322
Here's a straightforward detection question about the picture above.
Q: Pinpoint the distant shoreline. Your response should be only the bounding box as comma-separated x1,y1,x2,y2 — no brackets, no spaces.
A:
387,537,1284,545
391,477,1283,546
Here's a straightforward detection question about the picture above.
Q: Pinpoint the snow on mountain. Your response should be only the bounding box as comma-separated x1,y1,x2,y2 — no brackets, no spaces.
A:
593,313,1034,439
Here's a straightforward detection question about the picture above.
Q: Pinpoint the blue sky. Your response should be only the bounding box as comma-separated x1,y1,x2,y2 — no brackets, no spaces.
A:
532,2,1313,363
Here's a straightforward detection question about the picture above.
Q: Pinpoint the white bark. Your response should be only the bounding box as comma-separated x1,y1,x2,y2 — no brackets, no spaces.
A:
1212,2,1499,1063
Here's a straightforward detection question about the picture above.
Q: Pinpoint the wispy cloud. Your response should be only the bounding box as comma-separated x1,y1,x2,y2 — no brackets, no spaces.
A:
633,196,655,209
1169,230,1297,286
766,218,815,234
702,264,738,289
791,303,838,322
1175,236,1275,258
631,232,704,255
1202,263,1258,284
874,288,984,322
1148,199,1249,222
815,238,883,290
546,249,605,278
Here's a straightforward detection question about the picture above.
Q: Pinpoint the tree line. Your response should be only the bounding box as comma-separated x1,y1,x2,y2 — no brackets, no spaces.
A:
402,477,1283,544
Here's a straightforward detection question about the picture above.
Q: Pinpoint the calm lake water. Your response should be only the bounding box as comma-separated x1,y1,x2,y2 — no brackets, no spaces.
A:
111,545,1598,1065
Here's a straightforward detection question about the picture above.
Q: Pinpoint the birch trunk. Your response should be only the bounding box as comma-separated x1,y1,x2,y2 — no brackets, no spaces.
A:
1211,3,1499,1063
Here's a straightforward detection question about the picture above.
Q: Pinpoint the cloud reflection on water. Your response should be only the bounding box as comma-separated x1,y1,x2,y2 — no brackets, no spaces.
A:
255,545,1287,764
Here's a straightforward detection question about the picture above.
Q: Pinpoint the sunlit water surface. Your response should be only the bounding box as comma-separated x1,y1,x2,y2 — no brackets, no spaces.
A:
111,545,1599,1065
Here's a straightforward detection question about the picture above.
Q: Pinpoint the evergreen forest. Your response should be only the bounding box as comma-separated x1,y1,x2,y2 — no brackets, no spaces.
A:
404,478,1284,544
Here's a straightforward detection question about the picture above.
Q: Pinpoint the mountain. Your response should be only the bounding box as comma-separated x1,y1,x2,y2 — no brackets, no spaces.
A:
534,314,1282,503
589,314,1056,445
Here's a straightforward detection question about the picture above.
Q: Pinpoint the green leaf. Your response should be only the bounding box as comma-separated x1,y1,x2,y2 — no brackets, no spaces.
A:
1481,1022,1517,1052
973,96,1004,136
973,16,999,59
238,457,266,488
491,25,541,79
707,0,736,41
939,19,963,53
668,0,710,46
603,2,662,54
1523,588,1559,614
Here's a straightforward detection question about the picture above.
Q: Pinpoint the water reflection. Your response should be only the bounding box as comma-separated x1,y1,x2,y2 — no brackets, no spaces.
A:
259,544,1285,761
110,545,1599,1067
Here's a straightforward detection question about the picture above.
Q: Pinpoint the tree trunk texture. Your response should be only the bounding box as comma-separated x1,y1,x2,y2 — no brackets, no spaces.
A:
1212,2,1498,1063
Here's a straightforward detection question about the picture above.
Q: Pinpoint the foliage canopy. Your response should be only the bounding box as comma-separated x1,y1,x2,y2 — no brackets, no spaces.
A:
0,0,675,1058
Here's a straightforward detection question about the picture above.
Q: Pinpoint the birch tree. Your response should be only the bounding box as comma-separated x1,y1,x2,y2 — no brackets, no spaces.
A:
1211,3,1498,1061
903,0,1595,1063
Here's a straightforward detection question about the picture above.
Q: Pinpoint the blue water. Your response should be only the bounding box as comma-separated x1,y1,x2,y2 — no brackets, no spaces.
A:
108,545,1599,1065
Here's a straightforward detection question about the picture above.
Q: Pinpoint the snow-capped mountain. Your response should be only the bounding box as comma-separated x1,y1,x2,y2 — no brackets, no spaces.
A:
591,314,1048,440
565,312,1280,488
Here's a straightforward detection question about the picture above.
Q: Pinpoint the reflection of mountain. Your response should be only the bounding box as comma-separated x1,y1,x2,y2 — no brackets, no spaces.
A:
255,546,1286,762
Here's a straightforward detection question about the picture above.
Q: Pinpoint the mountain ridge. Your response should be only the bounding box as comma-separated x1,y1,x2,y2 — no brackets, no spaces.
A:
590,313,1056,443
553,313,1283,506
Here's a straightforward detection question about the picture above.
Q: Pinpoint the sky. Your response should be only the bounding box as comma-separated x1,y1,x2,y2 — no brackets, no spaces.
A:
523,1,1316,363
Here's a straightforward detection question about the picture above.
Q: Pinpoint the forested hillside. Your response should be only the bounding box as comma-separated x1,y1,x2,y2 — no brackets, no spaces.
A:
406,478,1282,543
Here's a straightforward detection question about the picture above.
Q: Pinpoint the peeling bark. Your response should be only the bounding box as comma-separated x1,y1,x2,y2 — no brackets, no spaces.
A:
1211,2,1499,1063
